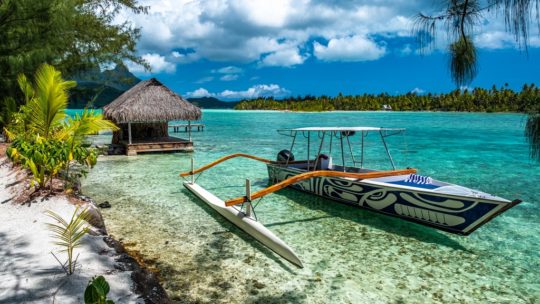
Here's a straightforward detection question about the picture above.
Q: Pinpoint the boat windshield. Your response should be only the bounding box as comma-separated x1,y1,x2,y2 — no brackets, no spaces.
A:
277,127,406,171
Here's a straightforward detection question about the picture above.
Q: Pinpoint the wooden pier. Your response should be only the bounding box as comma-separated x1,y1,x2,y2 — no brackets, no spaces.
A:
123,137,193,156
171,123,205,133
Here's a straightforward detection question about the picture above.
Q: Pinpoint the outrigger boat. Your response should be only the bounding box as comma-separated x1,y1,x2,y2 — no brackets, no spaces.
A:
181,127,521,268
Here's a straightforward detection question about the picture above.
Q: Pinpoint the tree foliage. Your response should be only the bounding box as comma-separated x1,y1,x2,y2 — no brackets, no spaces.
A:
235,85,540,112
0,0,147,103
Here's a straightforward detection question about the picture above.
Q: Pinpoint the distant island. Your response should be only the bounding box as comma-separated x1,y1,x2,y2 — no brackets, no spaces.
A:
68,66,236,109
234,85,540,113
69,63,141,108
187,97,237,109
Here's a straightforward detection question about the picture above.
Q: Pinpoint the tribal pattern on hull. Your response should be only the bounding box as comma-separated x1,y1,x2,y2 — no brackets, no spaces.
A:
267,165,506,234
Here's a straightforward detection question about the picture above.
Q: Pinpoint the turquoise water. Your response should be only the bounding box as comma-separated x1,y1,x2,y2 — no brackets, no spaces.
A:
81,110,539,303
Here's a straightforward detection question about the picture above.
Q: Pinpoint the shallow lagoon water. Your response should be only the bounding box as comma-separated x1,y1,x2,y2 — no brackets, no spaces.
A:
81,110,539,303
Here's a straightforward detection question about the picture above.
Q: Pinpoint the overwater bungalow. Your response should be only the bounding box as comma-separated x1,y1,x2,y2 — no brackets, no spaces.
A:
103,78,202,155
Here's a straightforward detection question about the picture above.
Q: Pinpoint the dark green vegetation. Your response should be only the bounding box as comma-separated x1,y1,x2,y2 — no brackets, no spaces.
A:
235,84,540,113
0,0,146,126
415,0,540,160
187,97,237,109
69,63,141,108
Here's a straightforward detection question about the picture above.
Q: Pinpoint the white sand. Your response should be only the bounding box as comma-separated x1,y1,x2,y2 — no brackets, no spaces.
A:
0,158,140,303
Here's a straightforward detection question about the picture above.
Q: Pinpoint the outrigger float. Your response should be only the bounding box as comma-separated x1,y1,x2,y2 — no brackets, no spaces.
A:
181,127,521,268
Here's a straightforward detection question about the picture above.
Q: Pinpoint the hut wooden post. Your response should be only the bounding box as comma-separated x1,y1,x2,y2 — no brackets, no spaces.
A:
128,122,132,144
188,121,192,142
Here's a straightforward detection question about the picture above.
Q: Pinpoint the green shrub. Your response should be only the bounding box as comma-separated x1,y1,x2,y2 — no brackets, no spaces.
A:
5,64,117,191
84,276,115,304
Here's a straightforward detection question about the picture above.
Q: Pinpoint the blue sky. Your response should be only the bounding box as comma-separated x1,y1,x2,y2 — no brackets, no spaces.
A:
120,0,540,100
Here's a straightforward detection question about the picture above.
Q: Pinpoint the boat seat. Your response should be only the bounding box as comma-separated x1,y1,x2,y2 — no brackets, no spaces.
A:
315,155,333,170
388,174,439,189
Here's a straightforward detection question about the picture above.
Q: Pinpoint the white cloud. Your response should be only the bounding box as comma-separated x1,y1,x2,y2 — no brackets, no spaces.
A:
211,66,243,81
185,84,290,100
259,47,306,67
410,87,424,94
186,88,212,98
220,74,239,81
171,51,200,64
195,76,214,84
119,0,537,74
214,66,243,74
400,44,413,55
119,0,420,69
232,0,292,28
219,84,290,99
128,53,176,74
313,35,386,61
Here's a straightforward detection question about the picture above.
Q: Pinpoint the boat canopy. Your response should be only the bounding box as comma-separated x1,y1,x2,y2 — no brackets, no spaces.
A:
278,127,405,132
276,126,406,170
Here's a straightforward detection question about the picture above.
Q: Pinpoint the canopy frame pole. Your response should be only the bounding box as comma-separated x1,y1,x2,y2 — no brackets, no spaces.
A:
340,133,345,172
329,132,333,155
346,134,357,167
380,130,396,170
128,122,132,145
361,131,365,168
188,120,192,142
313,131,326,170
286,132,297,167
307,132,311,171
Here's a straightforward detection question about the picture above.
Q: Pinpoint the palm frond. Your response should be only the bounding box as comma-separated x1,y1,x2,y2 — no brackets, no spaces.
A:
45,207,90,274
25,64,76,138
56,109,118,141
17,74,34,104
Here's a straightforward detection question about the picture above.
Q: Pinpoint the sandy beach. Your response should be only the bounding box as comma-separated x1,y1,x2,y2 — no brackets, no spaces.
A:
0,145,167,303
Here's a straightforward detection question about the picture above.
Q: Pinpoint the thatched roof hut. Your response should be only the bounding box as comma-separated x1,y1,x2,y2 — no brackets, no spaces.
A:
103,78,201,123
103,78,202,155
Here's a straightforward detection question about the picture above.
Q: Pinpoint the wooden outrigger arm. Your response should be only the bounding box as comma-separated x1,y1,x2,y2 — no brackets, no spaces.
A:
179,153,416,208
225,168,417,206
180,153,273,177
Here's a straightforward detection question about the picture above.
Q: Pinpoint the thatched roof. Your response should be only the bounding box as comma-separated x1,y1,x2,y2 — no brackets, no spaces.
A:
103,78,201,123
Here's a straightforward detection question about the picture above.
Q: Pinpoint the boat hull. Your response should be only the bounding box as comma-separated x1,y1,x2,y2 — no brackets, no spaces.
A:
267,164,519,235
183,182,303,267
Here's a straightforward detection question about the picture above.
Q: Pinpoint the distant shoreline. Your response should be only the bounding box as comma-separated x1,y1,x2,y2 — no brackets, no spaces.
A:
199,108,526,115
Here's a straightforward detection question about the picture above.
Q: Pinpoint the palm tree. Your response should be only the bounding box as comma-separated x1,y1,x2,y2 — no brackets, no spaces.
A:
414,0,540,161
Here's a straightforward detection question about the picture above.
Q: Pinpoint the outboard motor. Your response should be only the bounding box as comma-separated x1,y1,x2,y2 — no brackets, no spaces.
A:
277,149,295,162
